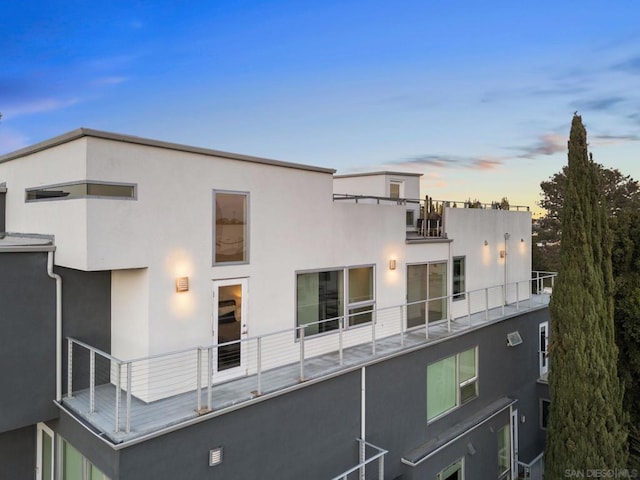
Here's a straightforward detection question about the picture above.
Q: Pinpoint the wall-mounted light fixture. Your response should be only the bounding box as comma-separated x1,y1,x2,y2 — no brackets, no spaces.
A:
521,238,525,243
500,250,506,259
209,447,223,466
389,259,397,270
483,240,488,246
176,276,189,292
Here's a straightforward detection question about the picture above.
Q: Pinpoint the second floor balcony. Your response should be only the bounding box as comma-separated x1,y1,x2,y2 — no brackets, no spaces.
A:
61,272,555,446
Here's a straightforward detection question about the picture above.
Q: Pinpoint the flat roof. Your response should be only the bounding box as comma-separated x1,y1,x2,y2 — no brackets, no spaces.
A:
0,128,336,175
0,233,55,252
334,171,423,179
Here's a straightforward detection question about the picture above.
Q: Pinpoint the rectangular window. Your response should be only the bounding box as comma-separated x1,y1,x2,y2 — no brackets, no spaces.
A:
427,347,478,421
539,321,549,377
498,424,511,478
406,209,415,226
61,438,110,480
437,458,463,480
540,399,550,430
26,181,136,201
389,181,401,198
296,266,375,336
348,266,374,326
297,270,343,336
407,262,447,328
214,191,249,264
453,256,466,301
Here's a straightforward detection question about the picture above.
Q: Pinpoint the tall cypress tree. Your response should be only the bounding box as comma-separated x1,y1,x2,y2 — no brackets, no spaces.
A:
545,114,628,476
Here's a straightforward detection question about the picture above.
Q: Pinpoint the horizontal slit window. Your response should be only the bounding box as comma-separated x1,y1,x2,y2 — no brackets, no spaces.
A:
26,182,136,201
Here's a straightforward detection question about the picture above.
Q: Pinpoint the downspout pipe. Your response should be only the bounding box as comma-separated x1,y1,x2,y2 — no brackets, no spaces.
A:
47,251,62,402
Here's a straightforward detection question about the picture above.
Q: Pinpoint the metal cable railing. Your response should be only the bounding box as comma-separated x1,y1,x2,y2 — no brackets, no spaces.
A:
64,272,556,437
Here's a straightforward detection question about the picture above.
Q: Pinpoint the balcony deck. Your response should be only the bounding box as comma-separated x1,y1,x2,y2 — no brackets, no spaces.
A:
62,292,551,445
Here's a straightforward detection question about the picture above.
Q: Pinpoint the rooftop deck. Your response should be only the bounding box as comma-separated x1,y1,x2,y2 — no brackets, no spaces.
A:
62,274,554,446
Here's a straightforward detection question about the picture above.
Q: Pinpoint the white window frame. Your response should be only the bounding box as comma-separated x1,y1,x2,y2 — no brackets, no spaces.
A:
213,190,250,266
452,256,466,301
36,423,55,480
539,321,549,377
498,423,511,479
437,457,464,480
427,347,478,422
389,180,403,199
346,265,376,327
58,436,110,480
296,264,376,337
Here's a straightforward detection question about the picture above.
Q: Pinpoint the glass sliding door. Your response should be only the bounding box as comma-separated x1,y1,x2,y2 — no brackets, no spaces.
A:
428,262,447,322
407,262,448,328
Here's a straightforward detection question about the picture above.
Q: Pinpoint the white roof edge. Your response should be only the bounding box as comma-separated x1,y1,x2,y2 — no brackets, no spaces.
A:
0,128,336,175
334,171,423,178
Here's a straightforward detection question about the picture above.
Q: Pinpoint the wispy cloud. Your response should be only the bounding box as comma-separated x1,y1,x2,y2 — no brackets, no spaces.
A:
90,76,128,86
515,133,566,159
390,154,503,171
3,98,79,118
591,133,640,145
573,96,626,112
612,55,640,74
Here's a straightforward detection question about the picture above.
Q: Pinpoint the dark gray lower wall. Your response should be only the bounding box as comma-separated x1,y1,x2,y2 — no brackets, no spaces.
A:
57,307,550,480
365,307,550,479
0,252,57,432
0,192,5,232
0,425,36,480
58,266,111,393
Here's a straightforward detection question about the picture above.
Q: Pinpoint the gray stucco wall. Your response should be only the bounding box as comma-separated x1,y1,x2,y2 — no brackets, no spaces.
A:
58,266,111,394
365,307,550,479
0,425,36,479
0,252,57,432
54,307,550,480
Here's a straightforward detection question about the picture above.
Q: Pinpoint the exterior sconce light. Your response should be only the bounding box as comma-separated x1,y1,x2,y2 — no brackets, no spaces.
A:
521,238,525,243
500,250,506,259
483,240,488,246
389,259,397,270
176,276,189,292
209,447,223,466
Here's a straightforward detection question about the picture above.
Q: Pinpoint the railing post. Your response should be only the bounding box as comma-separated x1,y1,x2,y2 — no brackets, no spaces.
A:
256,337,262,396
67,338,73,399
425,301,429,340
207,346,213,410
299,327,305,382
114,363,121,433
371,315,376,355
400,305,405,347
126,362,132,434
196,347,202,412
467,293,472,327
339,319,344,366
485,288,489,321
89,350,95,414
378,453,385,480
359,439,366,480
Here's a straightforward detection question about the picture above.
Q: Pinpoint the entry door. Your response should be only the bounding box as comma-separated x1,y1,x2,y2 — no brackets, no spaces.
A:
213,278,248,377
36,423,54,480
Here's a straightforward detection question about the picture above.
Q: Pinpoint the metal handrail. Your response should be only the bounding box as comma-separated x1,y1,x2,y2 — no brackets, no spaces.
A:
329,439,388,480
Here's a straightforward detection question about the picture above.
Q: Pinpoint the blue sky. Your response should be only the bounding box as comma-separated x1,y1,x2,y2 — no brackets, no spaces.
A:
2,0,639,215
